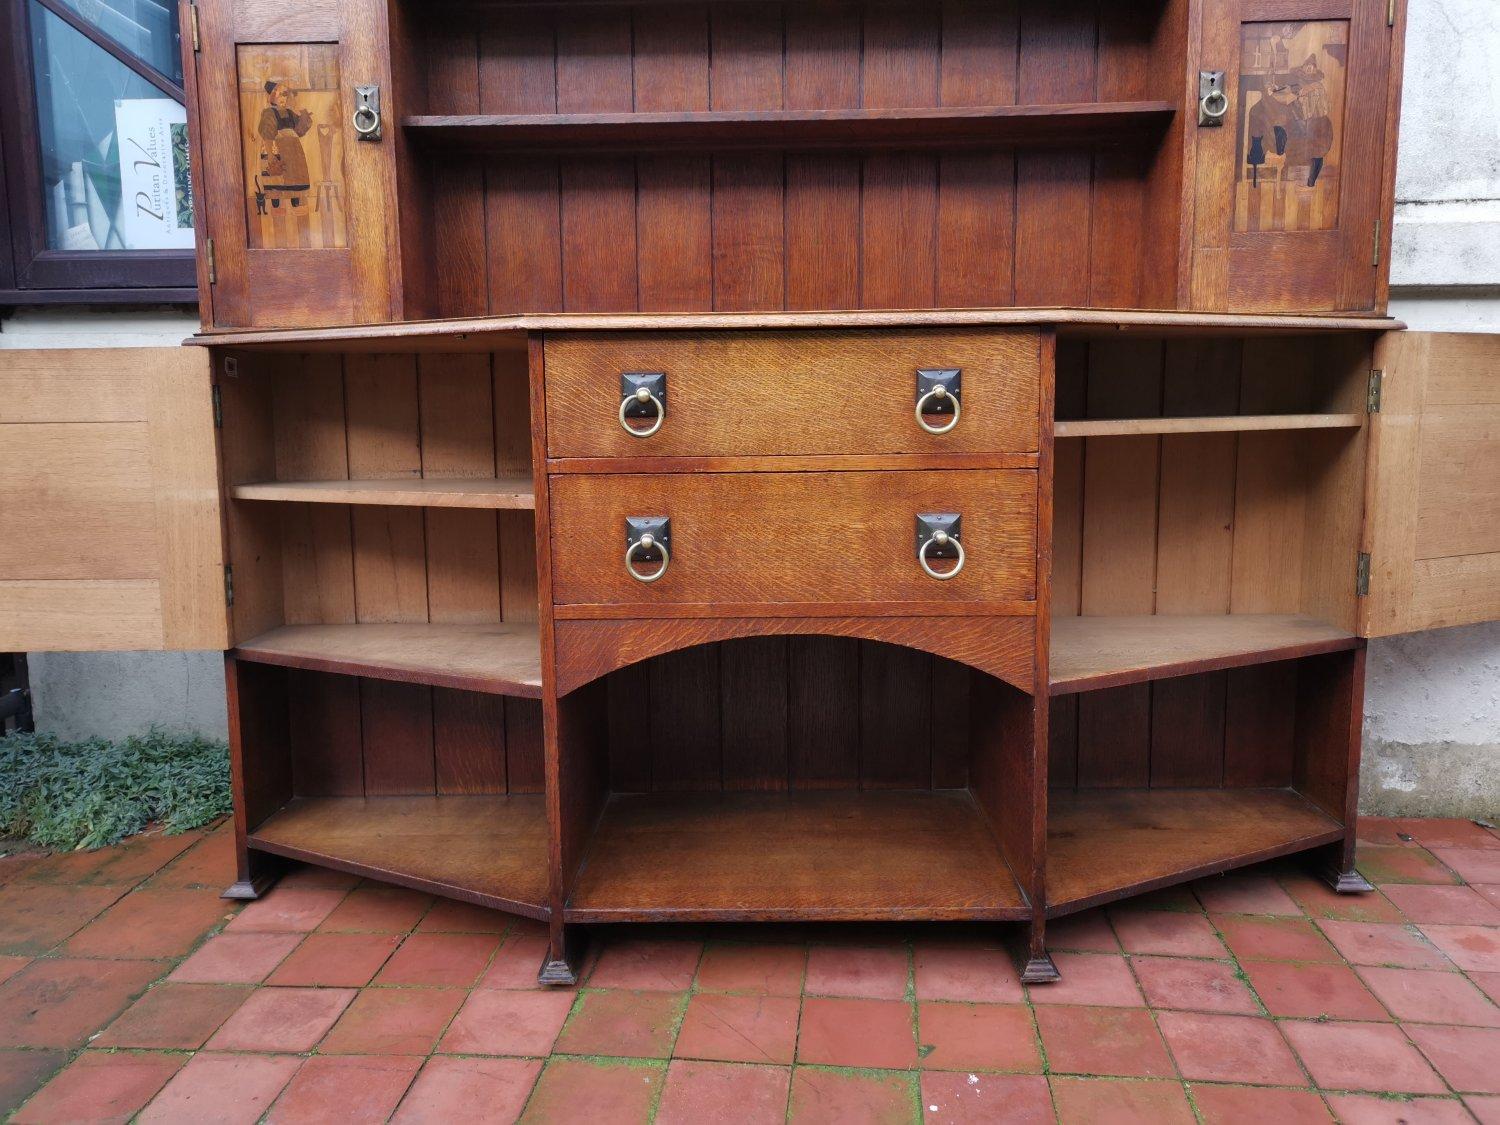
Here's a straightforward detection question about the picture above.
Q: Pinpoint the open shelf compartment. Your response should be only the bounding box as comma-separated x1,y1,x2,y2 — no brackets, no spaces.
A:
1046,788,1342,915
566,789,1028,923
250,794,550,918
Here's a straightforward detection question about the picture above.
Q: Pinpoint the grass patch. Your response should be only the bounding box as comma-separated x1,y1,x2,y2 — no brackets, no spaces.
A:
0,728,231,851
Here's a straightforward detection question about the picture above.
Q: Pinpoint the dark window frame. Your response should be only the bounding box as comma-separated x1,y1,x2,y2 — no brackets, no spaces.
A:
0,0,197,305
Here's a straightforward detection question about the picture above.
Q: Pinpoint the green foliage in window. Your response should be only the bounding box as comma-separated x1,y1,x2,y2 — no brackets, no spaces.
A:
0,728,231,852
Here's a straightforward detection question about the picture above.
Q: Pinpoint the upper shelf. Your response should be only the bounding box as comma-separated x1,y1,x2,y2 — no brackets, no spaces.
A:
403,102,1177,155
1050,614,1359,695
1055,414,1364,438
233,623,542,698
190,309,1405,353
231,477,535,510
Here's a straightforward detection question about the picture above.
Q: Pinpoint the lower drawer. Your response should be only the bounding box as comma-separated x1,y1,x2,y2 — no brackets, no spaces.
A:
549,469,1036,608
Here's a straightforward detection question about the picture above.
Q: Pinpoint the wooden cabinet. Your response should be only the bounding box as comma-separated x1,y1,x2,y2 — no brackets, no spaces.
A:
14,0,1490,986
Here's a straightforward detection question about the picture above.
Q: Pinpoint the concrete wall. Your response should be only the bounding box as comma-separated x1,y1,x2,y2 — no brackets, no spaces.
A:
4,0,1499,814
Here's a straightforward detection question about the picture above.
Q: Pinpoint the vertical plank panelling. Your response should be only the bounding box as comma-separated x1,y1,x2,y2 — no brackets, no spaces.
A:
862,5,940,309
561,160,639,312
788,637,860,788
433,687,507,794
427,25,486,318
634,7,712,312
860,642,930,789
720,637,789,790
1224,663,1298,787
420,354,502,625
709,5,784,110
1155,340,1240,614
273,355,355,625
556,11,633,111
785,9,861,311
1014,0,1095,305
1048,697,1078,789
494,350,539,623
505,699,545,793
1150,672,1227,787
607,666,653,792
288,670,363,797
345,355,429,624
360,678,437,795
649,646,721,790
712,157,785,310
1231,340,1310,612
1078,339,1161,788
1089,1,1151,307
480,14,560,315
930,659,970,789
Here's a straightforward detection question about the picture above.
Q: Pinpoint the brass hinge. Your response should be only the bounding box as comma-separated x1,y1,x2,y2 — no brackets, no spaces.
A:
1388,0,1396,27
205,237,216,284
1372,218,1382,268
211,383,223,427
1367,369,1384,413
189,2,200,50
1356,552,1372,597
224,564,235,607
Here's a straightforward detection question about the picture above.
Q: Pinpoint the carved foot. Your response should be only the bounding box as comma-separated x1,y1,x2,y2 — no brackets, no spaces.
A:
1021,953,1060,984
221,873,278,901
1324,867,1374,894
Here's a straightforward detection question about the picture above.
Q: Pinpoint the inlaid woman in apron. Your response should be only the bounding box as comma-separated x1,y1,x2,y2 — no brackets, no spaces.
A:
257,80,313,209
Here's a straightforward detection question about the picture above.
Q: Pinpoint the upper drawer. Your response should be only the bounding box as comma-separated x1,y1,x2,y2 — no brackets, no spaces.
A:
549,469,1036,609
543,330,1040,460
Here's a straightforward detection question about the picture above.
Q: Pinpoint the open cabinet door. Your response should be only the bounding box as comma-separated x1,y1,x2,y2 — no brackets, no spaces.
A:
0,348,228,651
1361,332,1500,636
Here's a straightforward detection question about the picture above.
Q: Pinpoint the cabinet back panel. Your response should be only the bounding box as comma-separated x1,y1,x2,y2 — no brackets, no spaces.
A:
287,669,543,798
418,0,1188,315
1049,663,1298,791
603,638,972,794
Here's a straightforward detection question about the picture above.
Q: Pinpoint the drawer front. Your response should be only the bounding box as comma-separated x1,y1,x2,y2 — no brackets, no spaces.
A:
549,470,1036,607
543,330,1040,459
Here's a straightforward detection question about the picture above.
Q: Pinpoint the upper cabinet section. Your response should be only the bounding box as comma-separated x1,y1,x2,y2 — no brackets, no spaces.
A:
186,0,409,327
181,0,1408,331
1189,0,1404,314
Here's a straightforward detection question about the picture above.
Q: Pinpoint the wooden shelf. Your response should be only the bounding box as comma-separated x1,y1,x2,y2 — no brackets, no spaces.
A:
233,623,542,697
405,102,1176,154
231,477,534,509
1048,788,1343,914
1050,614,1358,695
249,795,549,918
189,310,1404,353
566,789,1027,922
1054,414,1364,438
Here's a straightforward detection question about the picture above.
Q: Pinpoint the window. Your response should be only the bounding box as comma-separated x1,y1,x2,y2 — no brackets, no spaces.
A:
0,0,197,302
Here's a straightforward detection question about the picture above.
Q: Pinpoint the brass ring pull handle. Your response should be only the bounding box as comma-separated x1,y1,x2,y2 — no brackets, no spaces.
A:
625,534,670,582
915,385,961,434
1199,89,1229,122
918,530,965,580
352,106,381,135
619,386,665,438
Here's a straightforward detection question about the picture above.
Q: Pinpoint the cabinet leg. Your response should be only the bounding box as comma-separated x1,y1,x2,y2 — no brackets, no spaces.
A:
222,845,281,901
1020,918,1060,984
539,920,586,987
1316,838,1373,894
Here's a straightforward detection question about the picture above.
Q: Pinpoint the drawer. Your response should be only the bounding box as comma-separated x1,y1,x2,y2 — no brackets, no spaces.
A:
543,330,1040,459
549,470,1036,608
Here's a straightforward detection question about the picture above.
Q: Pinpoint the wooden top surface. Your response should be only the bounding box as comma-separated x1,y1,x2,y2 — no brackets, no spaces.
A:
233,623,543,697
190,308,1404,352
1050,614,1359,694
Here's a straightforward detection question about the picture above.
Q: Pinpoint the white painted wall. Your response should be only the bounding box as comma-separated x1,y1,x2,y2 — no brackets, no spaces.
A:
4,0,1499,814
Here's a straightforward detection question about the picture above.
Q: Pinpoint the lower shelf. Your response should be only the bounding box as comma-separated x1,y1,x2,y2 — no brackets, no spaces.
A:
566,789,1027,923
248,795,550,919
1047,788,1343,915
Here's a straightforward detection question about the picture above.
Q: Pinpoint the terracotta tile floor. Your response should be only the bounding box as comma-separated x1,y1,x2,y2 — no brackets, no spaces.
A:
1,817,1498,1122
